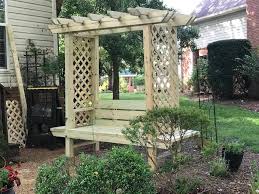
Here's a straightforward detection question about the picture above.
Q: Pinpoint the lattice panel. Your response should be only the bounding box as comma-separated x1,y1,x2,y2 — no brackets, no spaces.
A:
72,36,94,127
151,24,179,108
6,100,26,147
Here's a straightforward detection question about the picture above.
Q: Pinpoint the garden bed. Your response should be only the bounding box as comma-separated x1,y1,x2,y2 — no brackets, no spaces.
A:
12,142,259,194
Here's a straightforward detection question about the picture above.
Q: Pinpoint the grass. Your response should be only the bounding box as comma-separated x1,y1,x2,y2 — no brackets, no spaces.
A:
99,93,259,152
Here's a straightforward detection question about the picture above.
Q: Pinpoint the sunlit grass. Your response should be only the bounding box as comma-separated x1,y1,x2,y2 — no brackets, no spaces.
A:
100,93,259,152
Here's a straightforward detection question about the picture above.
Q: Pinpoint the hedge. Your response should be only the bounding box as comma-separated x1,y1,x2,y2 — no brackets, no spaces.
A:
207,39,251,99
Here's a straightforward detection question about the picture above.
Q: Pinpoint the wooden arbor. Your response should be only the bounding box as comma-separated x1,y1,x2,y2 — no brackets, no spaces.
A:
49,7,196,169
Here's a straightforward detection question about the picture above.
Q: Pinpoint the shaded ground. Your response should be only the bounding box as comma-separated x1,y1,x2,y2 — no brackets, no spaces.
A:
13,143,259,194
156,142,258,194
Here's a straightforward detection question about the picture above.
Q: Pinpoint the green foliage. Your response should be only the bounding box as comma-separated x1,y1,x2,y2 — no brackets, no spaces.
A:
123,107,210,163
99,78,128,92
201,141,219,159
189,58,209,93
42,54,65,84
178,26,200,52
35,156,70,194
68,147,155,194
208,39,252,99
251,161,259,193
174,176,202,194
160,154,191,173
223,140,245,154
0,168,9,189
134,75,145,86
209,158,229,177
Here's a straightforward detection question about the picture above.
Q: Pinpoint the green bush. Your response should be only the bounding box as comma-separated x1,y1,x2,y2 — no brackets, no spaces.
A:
134,75,144,86
209,158,228,177
208,39,252,99
223,140,245,154
67,147,155,194
160,154,191,173
123,107,210,163
251,161,259,193
174,176,203,194
35,156,70,194
189,58,209,93
201,142,219,159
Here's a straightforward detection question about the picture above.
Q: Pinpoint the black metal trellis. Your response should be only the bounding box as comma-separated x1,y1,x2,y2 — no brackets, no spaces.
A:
196,58,218,144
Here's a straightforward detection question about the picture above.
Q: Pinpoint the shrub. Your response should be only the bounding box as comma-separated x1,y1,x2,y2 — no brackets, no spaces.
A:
201,141,219,159
209,158,228,177
160,154,191,173
208,39,252,99
223,141,245,155
35,156,70,194
251,161,259,193
174,176,203,194
134,75,145,86
190,58,209,93
67,147,155,194
123,107,210,164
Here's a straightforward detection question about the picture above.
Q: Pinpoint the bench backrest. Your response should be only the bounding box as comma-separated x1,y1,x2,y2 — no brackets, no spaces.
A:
95,100,146,127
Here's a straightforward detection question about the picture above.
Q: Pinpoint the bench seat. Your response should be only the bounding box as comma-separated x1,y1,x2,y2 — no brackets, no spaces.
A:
51,125,199,149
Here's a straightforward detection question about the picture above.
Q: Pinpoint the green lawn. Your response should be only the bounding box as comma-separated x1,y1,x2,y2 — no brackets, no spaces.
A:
100,93,259,152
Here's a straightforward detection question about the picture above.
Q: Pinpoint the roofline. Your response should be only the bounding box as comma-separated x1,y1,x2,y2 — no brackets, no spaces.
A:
193,4,246,24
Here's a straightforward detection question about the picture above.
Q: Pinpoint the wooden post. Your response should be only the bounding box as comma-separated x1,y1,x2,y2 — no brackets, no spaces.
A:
92,36,100,151
64,33,76,157
6,25,27,132
143,25,157,170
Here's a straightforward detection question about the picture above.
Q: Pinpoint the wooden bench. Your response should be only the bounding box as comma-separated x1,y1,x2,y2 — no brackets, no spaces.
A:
51,100,199,159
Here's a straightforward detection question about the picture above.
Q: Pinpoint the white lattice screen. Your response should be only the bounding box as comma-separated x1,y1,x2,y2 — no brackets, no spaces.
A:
6,100,26,147
151,24,179,108
72,36,94,127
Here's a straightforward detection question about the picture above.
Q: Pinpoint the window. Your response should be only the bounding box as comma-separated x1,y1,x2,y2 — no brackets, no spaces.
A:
0,0,6,69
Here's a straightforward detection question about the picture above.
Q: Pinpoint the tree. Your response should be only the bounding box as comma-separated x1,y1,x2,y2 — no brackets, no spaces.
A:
60,0,165,99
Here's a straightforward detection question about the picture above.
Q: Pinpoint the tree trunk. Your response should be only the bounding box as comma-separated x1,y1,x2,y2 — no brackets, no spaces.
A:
112,57,120,100
56,0,64,16
108,69,113,91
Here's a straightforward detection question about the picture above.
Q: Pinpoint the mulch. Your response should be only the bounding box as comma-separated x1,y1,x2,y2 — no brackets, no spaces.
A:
11,142,259,194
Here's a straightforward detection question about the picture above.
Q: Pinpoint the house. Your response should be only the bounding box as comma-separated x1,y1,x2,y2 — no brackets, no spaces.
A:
0,0,58,93
181,0,259,87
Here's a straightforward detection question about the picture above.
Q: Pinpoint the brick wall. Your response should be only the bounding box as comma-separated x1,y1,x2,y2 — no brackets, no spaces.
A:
247,0,259,48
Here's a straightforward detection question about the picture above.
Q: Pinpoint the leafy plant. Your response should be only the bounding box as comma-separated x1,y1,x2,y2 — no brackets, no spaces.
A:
250,161,259,194
189,58,209,93
223,140,245,155
134,75,145,86
209,158,229,177
174,176,203,194
67,147,155,194
35,156,70,194
0,166,21,192
201,141,219,159
123,107,210,165
160,154,191,173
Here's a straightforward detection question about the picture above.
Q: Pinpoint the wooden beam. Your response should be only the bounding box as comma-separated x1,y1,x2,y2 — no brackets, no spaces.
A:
6,25,27,132
64,33,76,157
143,25,156,170
76,26,143,36
49,15,168,33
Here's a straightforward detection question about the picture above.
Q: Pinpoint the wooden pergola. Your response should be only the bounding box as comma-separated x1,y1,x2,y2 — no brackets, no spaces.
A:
49,7,198,169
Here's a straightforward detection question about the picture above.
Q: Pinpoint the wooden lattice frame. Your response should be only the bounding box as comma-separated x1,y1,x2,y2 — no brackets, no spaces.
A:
151,24,179,108
50,7,194,169
6,100,26,147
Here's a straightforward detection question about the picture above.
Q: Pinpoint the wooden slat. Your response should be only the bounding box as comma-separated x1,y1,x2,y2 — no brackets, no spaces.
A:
95,119,129,127
97,100,146,110
51,125,200,150
96,109,145,121
7,25,27,131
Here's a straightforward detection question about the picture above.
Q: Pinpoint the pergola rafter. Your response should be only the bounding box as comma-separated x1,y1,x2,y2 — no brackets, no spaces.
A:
49,7,198,170
49,7,195,34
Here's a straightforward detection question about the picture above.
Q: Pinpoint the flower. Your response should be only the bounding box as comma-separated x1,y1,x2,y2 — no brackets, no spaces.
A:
0,165,21,191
